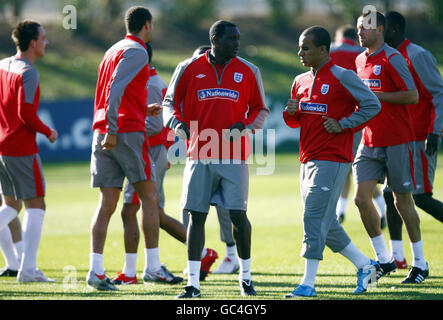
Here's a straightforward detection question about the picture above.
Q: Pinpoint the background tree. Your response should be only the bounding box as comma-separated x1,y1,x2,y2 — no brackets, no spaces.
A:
156,0,217,30
0,0,27,23
427,0,443,23
101,0,123,22
266,0,304,30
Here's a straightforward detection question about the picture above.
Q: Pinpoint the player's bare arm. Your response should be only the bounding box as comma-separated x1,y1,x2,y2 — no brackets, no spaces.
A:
373,89,418,105
286,94,300,116
174,121,190,140
48,128,58,143
102,133,117,151
225,122,246,142
322,116,343,133
147,103,162,117
425,133,440,155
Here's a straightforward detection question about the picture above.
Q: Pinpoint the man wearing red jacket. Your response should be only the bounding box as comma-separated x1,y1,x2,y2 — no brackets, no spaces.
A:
112,44,214,286
0,20,58,282
354,11,429,284
87,6,167,291
330,25,387,226
283,26,380,297
383,11,443,274
330,24,365,72
163,20,269,298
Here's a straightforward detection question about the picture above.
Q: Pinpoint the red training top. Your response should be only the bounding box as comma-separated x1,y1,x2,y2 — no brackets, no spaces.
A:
355,43,416,147
283,59,380,163
93,35,150,135
162,51,270,161
0,56,51,156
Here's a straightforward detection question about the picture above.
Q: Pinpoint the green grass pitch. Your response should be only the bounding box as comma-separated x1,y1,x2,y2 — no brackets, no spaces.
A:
0,154,442,300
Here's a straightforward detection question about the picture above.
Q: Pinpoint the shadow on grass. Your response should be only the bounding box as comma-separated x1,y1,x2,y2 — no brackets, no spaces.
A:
252,272,303,277
0,289,170,298
319,290,443,300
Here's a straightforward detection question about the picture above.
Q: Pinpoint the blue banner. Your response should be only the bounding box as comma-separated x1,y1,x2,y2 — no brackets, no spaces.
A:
35,96,302,162
37,99,94,162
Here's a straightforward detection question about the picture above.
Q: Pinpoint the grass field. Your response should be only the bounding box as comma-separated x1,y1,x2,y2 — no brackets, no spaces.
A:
0,154,442,301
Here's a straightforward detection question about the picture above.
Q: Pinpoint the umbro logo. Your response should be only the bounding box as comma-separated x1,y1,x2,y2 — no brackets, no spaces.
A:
196,74,206,78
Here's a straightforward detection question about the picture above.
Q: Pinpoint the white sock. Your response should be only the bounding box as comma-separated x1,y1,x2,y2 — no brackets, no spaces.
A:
122,253,137,277
410,240,427,270
336,197,347,217
14,240,23,265
20,209,45,273
0,227,19,270
370,234,391,264
187,260,201,289
239,257,251,281
226,244,237,258
373,195,386,218
200,247,207,259
145,247,161,272
0,206,18,232
301,259,319,288
90,252,105,275
390,240,405,261
339,242,371,269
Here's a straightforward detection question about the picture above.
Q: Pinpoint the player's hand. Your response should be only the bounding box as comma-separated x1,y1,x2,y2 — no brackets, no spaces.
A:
322,116,343,133
147,103,162,117
425,133,439,155
174,121,190,140
225,122,246,142
102,133,117,151
373,91,383,100
286,94,300,116
48,129,58,143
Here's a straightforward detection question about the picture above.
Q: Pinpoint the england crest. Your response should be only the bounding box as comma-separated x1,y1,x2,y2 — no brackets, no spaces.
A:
373,65,382,75
234,72,243,83
321,84,329,95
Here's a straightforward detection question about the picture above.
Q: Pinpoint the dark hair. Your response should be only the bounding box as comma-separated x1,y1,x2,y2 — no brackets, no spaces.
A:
11,20,41,51
125,6,152,34
360,11,386,29
302,26,331,52
145,42,152,63
336,24,358,42
209,20,237,42
386,11,406,35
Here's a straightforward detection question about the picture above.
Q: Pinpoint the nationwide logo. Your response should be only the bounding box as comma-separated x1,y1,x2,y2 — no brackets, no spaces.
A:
362,79,381,89
196,74,206,78
299,102,328,114
197,88,239,102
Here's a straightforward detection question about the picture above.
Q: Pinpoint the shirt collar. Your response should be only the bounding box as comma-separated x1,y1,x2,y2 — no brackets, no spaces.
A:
366,43,387,58
311,58,333,76
125,34,147,50
397,38,410,52
205,50,233,66
14,55,32,65
149,67,157,76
